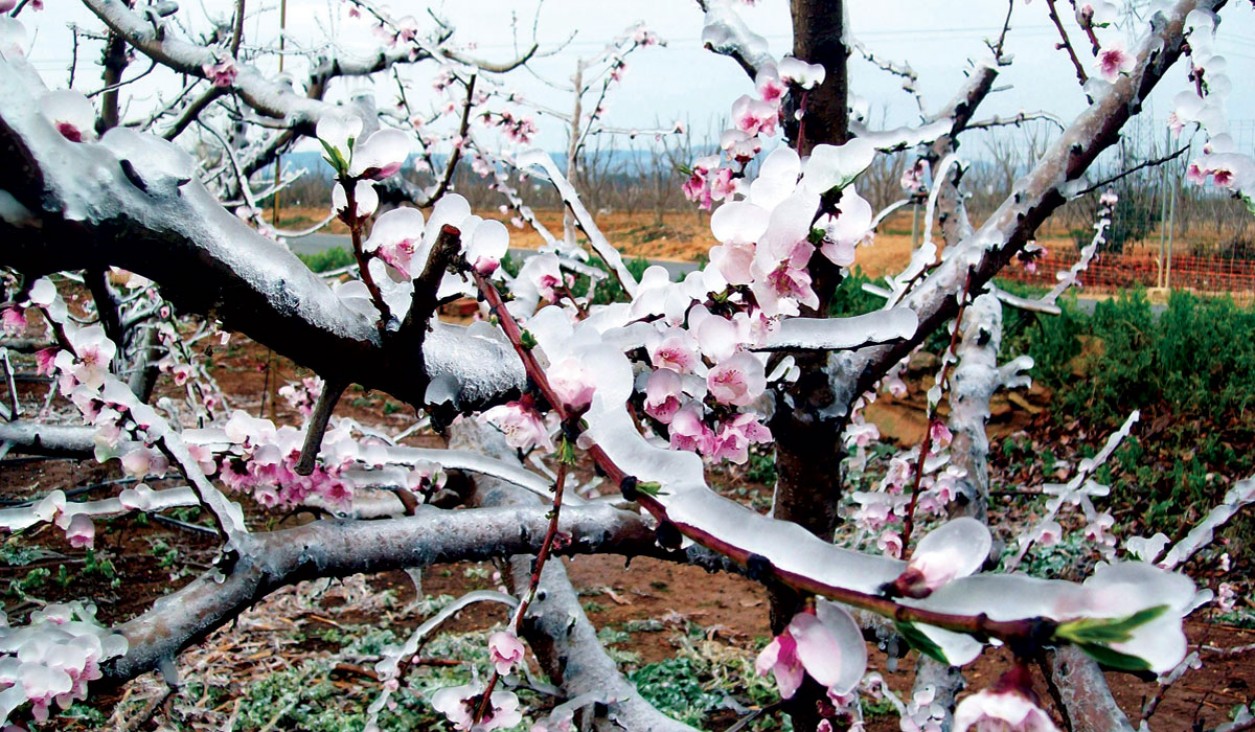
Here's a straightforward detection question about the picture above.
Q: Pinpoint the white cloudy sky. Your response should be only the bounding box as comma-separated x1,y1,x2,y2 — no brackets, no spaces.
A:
18,0,1255,152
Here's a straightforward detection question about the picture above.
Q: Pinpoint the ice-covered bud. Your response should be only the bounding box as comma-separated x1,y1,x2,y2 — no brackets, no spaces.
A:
778,56,826,89
430,683,522,731
201,58,239,88
488,630,526,676
64,514,95,549
755,603,866,700
363,206,425,280
348,128,412,180
887,517,991,598
1099,189,1119,208
755,64,787,103
547,357,595,413
707,351,767,407
929,420,953,449
954,666,1059,732
643,368,684,424
481,399,554,453
1096,42,1135,82
315,112,364,172
332,179,378,219
819,187,872,267
466,218,508,275
39,90,96,143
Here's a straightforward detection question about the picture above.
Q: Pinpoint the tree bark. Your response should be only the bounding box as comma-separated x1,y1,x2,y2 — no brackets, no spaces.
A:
769,3,850,730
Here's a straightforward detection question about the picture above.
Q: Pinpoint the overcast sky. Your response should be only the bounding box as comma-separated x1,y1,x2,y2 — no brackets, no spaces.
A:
18,1,1255,153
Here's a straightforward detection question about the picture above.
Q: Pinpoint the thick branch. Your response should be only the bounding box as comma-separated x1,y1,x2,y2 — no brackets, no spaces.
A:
0,59,525,414
101,502,678,685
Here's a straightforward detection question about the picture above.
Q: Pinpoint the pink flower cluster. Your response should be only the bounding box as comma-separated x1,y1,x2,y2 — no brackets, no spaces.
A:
0,602,128,724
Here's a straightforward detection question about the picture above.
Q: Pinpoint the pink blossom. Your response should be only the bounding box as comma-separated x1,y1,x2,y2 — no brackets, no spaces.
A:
363,206,425,280
877,530,903,558
929,421,953,449
731,94,778,137
1096,42,1135,82
1,306,26,335
708,413,772,464
201,59,239,87
649,329,700,374
707,352,767,407
755,66,787,103
431,683,523,731
1185,161,1209,186
669,402,714,454
488,630,526,676
1212,166,1235,188
482,399,554,453
34,347,58,377
756,605,865,699
643,369,684,424
548,357,596,413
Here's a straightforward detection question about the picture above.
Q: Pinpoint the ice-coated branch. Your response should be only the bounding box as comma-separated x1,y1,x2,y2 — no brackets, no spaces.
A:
1157,475,1255,570
517,150,639,298
0,56,526,414
695,0,773,79
1048,645,1136,732
1005,411,1139,573
946,293,1033,522
752,308,918,351
839,0,1224,409
99,501,676,686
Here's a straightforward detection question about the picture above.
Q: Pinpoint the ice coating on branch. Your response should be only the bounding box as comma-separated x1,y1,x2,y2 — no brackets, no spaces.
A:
908,562,1195,674
517,150,638,298
849,119,953,152
1157,476,1255,570
754,309,917,351
100,126,194,195
700,0,773,73
332,180,379,219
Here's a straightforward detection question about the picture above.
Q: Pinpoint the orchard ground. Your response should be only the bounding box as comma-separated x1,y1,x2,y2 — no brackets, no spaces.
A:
1,212,1252,730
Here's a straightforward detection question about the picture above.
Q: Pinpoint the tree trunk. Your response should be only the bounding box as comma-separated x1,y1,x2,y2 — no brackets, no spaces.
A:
769,3,850,730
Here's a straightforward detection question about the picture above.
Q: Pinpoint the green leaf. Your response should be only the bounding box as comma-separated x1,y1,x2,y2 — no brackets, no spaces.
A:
636,480,666,497
317,138,348,176
1055,605,1168,645
1074,642,1153,672
520,329,538,351
893,620,949,665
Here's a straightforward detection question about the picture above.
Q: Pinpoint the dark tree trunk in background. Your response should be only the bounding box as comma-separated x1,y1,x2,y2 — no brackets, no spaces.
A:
769,2,851,730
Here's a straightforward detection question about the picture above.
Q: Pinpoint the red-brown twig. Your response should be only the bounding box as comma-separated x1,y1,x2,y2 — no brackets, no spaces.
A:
1044,0,1090,87
473,458,569,724
901,270,974,552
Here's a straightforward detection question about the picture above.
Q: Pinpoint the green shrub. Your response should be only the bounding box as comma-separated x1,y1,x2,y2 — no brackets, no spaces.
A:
298,247,356,273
